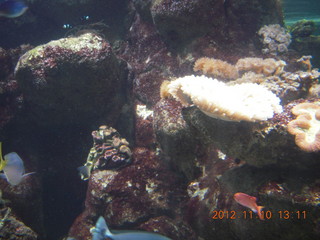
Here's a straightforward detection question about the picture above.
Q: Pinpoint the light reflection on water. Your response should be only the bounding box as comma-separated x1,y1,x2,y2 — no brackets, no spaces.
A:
282,0,320,33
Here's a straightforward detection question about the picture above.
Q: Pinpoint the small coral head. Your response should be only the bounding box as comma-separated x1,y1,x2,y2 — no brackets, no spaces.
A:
287,102,320,152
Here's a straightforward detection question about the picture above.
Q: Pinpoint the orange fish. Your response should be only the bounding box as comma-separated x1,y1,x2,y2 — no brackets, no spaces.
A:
234,192,264,220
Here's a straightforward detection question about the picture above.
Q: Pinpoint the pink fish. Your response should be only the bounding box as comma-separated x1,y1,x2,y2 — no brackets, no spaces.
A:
234,192,264,220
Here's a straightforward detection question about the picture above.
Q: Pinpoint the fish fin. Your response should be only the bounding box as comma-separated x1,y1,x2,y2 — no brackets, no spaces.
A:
256,206,264,220
94,216,113,237
99,216,113,237
90,216,114,240
23,172,36,177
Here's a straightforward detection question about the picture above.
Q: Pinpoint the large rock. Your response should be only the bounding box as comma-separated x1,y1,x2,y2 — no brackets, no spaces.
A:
150,0,283,48
182,102,319,168
0,207,38,240
15,33,128,126
151,0,217,49
68,147,196,240
153,99,200,180
0,162,44,238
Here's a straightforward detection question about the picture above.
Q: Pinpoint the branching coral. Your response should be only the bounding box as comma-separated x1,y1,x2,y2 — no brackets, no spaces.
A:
236,57,286,76
193,57,239,80
160,75,282,122
287,102,320,152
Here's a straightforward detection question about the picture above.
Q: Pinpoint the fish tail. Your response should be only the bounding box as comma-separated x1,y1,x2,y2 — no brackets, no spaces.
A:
256,206,264,220
101,218,113,237
91,216,113,239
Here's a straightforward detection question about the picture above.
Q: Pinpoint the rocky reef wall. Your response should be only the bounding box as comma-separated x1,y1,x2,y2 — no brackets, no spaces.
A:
0,0,319,240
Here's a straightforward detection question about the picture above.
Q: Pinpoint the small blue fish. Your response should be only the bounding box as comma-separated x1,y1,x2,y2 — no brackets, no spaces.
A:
0,152,35,186
91,216,172,240
0,0,28,18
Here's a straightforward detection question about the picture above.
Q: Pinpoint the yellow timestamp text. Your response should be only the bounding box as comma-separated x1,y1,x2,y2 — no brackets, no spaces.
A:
211,210,307,220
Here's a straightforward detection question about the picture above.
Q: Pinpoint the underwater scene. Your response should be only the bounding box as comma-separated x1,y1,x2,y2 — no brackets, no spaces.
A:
0,0,320,239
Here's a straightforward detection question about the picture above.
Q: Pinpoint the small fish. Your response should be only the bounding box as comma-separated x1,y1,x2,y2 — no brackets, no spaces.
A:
0,0,28,18
0,144,35,185
77,165,91,180
91,216,172,240
234,192,264,220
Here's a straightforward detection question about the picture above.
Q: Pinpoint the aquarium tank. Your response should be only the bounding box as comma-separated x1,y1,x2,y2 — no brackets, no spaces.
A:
0,0,320,240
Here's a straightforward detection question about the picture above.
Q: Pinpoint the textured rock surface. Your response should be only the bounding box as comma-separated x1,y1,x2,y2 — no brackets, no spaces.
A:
0,46,31,131
151,0,218,49
134,102,156,148
15,33,128,126
185,148,320,240
69,147,195,240
151,0,283,49
182,101,320,168
0,207,38,240
291,36,320,67
0,153,44,238
153,99,200,180
119,15,181,105
0,79,21,129
1,1,319,240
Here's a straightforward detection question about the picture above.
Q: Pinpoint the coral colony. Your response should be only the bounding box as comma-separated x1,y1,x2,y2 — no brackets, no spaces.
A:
1,1,320,240
287,102,320,152
78,125,132,180
258,24,292,55
160,75,282,122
